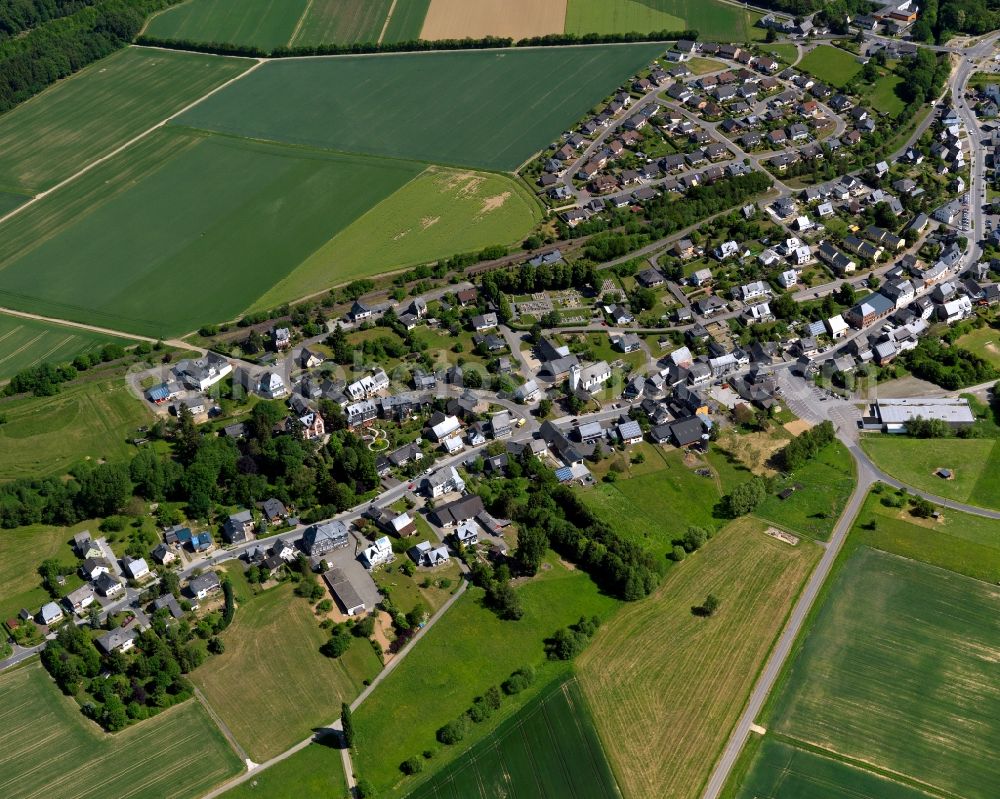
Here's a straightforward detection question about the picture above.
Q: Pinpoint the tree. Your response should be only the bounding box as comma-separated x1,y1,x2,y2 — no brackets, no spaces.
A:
320,630,352,658
513,525,547,575
703,594,720,616
681,526,709,553
537,398,553,418
726,478,766,516
911,497,935,518
102,694,128,732
437,716,469,745
400,756,423,775
341,702,355,748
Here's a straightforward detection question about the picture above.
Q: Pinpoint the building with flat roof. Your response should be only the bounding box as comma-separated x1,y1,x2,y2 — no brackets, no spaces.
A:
868,397,975,432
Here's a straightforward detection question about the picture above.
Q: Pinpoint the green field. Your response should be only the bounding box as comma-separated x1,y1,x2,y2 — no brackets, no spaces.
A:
0,191,27,214
257,166,540,308
0,130,420,336
564,0,765,42
0,47,251,195
956,324,1000,368
383,0,432,42
0,313,133,380
797,45,862,88
734,739,937,799
406,679,621,799
0,662,242,799
145,0,308,50
222,742,349,799
177,44,665,171
864,72,905,117
353,560,620,796
193,582,381,761
0,378,149,479
771,547,1000,799
861,436,1000,511
760,43,799,64
292,0,394,47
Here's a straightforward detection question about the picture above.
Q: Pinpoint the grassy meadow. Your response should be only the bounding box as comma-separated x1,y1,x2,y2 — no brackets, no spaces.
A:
577,518,820,799
192,582,382,761
145,0,308,50
565,0,764,42
177,44,664,171
222,742,349,799
956,324,1000,368
797,45,862,88
0,662,242,799
0,313,132,380
0,47,251,195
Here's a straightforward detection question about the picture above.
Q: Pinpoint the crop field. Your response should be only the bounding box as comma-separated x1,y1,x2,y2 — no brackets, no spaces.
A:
577,518,820,799
0,378,149,480
420,0,567,41
145,0,308,51
291,0,394,47
0,313,132,380
177,44,665,171
257,166,540,308
0,191,27,214
564,0,765,42
406,679,621,799
797,45,862,88
733,738,937,799
861,436,1000,511
383,0,432,42
0,47,252,195
956,324,1000,367
193,583,381,761
771,547,1000,799
0,662,242,799
0,129,420,337
222,742,349,799
353,561,620,796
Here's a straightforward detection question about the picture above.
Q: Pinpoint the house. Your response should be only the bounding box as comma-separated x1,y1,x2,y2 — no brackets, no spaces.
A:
387,512,417,537
409,541,451,568
263,498,287,524
73,532,102,560
453,520,480,548
636,266,665,288
152,594,184,621
187,571,222,602
430,414,462,442
690,268,713,287
939,295,973,322
302,521,349,555
515,379,540,403
96,628,139,655
778,269,799,289
674,238,696,260
39,602,64,626
80,558,109,581
668,416,705,447
472,313,498,332
348,300,372,322
172,352,232,392
223,510,255,544
359,536,394,570
613,333,641,353
271,536,298,561
423,466,466,498
272,327,291,351
122,557,149,581
617,419,644,445
191,532,212,552
846,293,896,328
95,572,124,598
430,494,485,528
733,281,769,302
258,372,287,400
715,240,740,260
322,568,366,616
64,585,95,613
572,361,612,393
826,315,849,339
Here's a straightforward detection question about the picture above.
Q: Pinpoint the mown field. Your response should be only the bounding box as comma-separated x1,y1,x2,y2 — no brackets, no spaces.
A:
145,0,308,51
291,0,394,47
177,44,664,171
565,0,765,42
0,47,251,195
0,129,420,337
0,313,132,380
0,378,149,479
222,742,349,799
193,582,382,762
406,679,621,799
956,324,1000,368
0,662,242,799
861,435,1000,511
577,518,820,799
257,166,540,308
353,559,621,797
770,547,1000,799
797,45,862,88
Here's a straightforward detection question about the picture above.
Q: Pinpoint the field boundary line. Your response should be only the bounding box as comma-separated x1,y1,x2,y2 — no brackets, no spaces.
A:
139,0,196,35
0,307,153,344
378,0,398,44
194,686,253,767
288,0,315,47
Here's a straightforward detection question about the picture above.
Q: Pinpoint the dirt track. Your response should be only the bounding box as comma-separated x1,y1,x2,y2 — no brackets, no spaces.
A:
420,0,566,41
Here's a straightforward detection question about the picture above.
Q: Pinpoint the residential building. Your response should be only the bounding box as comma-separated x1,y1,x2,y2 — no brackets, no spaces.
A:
423,466,466,498
359,536,394,570
302,521,349,555
223,510,254,544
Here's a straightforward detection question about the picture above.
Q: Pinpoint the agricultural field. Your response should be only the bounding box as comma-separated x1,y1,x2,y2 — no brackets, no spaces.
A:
797,45,862,88
861,435,1000,511
144,0,308,51
406,679,621,799
0,129,420,337
770,547,1000,799
420,0,566,41
564,0,765,42
291,0,394,47
0,378,150,480
192,582,382,762
577,518,820,799
956,324,1000,368
352,559,620,797
0,662,242,799
222,742,349,799
176,44,665,171
256,166,540,309
0,47,252,195
0,191,27,214
0,313,132,380
383,0,433,42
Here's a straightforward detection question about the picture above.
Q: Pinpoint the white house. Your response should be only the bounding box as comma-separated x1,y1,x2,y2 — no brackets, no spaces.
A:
423,466,465,498
122,557,149,580
572,362,612,393
453,520,481,547
778,269,799,289
40,601,64,626
715,240,740,260
359,536,394,570
259,372,287,400
430,415,462,441
826,315,849,339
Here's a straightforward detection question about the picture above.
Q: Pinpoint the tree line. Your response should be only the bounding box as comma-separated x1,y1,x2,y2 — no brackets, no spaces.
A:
902,338,998,391
0,0,96,41
777,420,836,471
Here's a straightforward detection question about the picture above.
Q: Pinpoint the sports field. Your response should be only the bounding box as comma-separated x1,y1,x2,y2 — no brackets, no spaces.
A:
956,324,1000,367
733,738,937,799
145,0,308,51
771,547,1000,799
0,47,252,195
193,582,381,761
257,166,540,308
420,0,566,41
176,44,665,171
0,378,149,479
565,0,765,42
222,742,349,798
577,518,820,799
0,129,420,337
0,662,242,799
291,0,394,47
406,679,621,799
0,313,132,380
797,45,862,88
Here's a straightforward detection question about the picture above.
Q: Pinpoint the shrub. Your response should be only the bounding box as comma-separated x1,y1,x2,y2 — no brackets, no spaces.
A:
437,715,469,745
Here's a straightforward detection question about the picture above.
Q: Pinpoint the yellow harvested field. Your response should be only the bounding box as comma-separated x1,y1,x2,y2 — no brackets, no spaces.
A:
420,0,567,41
577,517,820,799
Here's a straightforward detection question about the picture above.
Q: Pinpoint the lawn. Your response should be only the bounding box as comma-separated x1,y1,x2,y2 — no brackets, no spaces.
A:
797,45,862,88
176,44,665,171
770,547,1000,799
192,582,382,761
352,562,621,796
864,71,906,118
0,47,252,195
222,742,349,799
0,129,420,337
576,517,821,799
406,678,622,799
145,0,308,51
0,662,242,799
0,313,133,380
564,0,765,42
760,43,798,64
290,0,394,47
383,0,433,42
733,738,937,799
255,166,541,309
861,435,1000,511
0,377,150,479
956,324,1000,368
